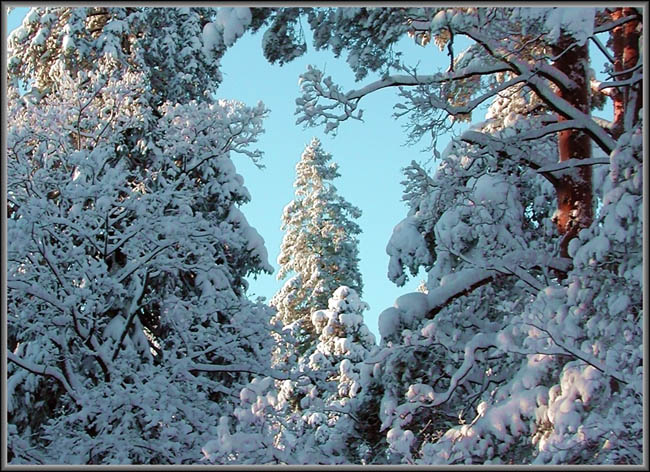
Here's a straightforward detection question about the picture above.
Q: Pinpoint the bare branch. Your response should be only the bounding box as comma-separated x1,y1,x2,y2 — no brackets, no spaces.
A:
535,157,610,174
593,13,641,34
589,35,616,65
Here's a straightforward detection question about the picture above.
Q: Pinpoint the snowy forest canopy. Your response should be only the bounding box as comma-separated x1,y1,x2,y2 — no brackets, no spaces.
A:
5,6,645,465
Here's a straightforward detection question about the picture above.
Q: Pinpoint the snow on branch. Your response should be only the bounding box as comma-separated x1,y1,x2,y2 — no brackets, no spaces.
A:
8,279,113,381
8,351,82,405
505,250,572,274
428,333,496,407
604,62,643,79
593,12,642,34
345,62,512,101
115,242,174,284
296,24,617,156
597,73,643,90
522,321,628,386
494,264,544,292
462,126,612,183
7,280,68,313
504,119,589,142
426,251,573,319
461,27,618,154
460,130,556,182
516,74,617,155
427,268,496,317
295,62,513,134
188,363,290,380
459,26,580,92
432,74,529,116
111,269,148,361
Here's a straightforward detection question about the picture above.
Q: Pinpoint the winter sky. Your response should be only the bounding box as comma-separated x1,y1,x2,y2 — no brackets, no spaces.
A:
214,22,459,341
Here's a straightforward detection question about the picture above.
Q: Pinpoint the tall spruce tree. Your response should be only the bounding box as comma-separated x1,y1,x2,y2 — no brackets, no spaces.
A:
271,138,363,347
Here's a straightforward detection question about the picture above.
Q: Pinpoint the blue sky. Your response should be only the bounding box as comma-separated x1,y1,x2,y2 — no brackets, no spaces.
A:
214,22,458,341
5,7,612,342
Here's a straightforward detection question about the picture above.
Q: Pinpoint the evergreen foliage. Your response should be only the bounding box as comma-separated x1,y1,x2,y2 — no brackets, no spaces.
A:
271,138,363,348
204,286,380,464
247,6,644,465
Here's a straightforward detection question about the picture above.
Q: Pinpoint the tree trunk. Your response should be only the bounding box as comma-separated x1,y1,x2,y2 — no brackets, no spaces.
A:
551,35,593,258
609,7,642,139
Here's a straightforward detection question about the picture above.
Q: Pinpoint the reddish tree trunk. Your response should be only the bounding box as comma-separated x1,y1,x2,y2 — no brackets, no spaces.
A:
609,7,641,138
609,8,627,138
550,9,641,261
551,36,593,258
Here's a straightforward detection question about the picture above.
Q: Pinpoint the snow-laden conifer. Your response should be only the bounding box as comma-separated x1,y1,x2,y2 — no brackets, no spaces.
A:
203,286,381,464
272,138,363,347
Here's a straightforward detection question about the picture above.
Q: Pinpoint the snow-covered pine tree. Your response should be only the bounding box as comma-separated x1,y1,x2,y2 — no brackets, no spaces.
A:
271,138,363,350
299,286,379,463
6,7,276,464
